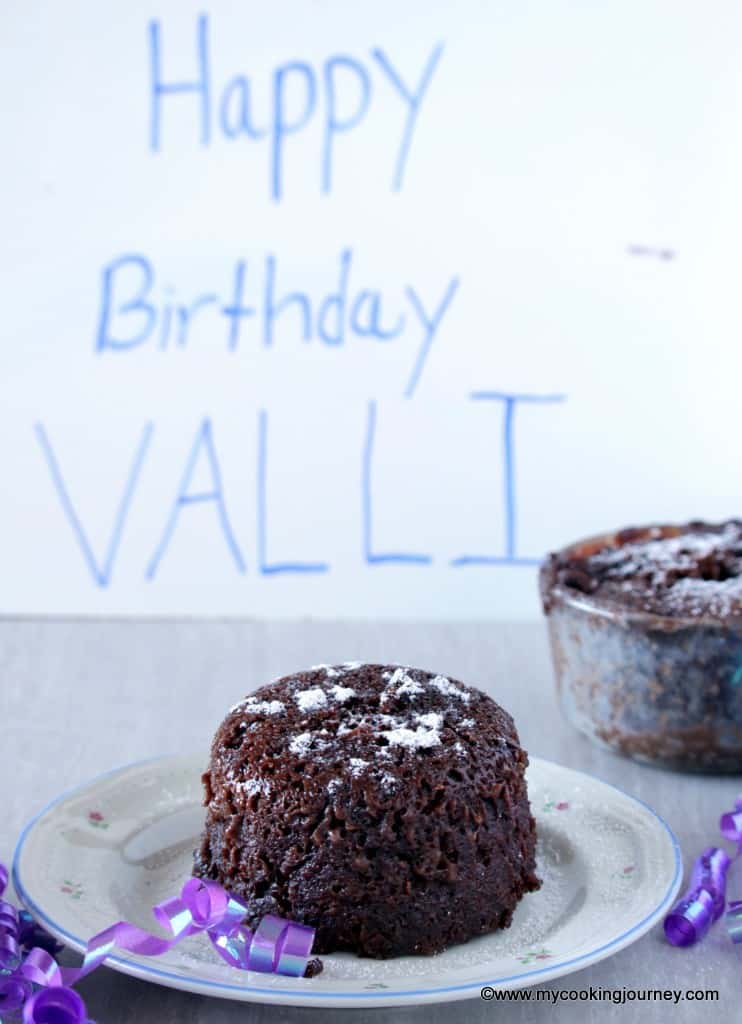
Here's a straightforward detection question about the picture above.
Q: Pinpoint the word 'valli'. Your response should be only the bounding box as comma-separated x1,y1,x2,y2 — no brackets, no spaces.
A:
35,395,565,587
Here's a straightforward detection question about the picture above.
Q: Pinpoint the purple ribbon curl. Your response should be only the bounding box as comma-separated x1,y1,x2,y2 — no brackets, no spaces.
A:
664,797,742,947
0,861,315,1023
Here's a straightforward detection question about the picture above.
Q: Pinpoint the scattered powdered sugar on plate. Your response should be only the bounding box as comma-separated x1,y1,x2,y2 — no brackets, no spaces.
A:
315,795,648,980
55,754,675,997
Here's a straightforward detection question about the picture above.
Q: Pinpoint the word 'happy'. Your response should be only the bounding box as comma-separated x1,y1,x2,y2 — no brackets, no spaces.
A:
149,14,443,199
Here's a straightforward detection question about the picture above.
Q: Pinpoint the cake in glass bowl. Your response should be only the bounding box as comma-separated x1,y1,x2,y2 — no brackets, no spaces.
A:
541,520,742,772
194,663,540,958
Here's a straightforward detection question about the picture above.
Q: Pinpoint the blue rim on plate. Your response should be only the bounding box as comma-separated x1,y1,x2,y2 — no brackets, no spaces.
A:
12,756,683,1005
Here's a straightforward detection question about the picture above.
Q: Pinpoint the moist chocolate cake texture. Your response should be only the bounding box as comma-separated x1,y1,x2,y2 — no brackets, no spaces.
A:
541,520,742,772
194,663,540,958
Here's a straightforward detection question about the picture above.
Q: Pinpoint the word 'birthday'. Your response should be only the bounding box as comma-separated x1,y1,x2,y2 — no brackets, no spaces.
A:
95,250,461,397
149,14,443,199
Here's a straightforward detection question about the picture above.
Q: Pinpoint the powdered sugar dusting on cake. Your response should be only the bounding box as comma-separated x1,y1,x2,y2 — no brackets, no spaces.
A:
593,530,735,581
311,664,341,679
663,576,742,618
234,665,488,769
295,688,328,712
396,678,425,698
242,777,271,797
588,524,742,594
379,667,425,706
224,768,271,799
288,731,319,756
231,696,285,715
380,726,440,750
381,711,443,749
430,675,471,703
386,667,415,687
330,684,356,703
554,521,742,618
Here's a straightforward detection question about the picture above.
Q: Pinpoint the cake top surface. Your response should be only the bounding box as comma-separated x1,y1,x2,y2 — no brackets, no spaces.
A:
542,520,742,619
209,663,523,807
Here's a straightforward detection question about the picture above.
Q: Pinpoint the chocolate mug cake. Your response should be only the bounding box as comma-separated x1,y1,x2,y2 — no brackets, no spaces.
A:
194,663,540,957
541,521,742,772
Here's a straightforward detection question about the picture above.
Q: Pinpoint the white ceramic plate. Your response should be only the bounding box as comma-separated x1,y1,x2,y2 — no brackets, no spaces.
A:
13,754,681,1008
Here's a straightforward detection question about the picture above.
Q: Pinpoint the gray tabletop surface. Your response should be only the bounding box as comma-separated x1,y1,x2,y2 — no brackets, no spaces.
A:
1,619,738,1023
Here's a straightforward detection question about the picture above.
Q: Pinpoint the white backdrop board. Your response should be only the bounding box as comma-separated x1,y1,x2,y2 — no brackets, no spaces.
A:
2,0,741,619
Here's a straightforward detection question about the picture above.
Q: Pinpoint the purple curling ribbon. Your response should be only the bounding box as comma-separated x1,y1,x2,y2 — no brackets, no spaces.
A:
727,900,742,944
664,797,742,947
723,797,742,943
663,849,728,947
720,797,742,850
0,861,316,1023
22,986,87,1024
